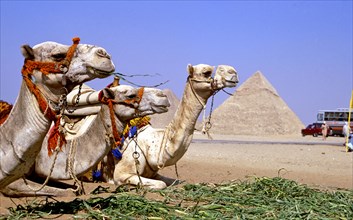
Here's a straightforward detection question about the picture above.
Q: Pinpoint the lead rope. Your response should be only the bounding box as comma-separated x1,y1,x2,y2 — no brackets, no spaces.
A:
22,146,60,192
23,93,68,192
68,139,85,195
51,86,84,195
23,91,82,193
132,141,144,190
201,91,218,139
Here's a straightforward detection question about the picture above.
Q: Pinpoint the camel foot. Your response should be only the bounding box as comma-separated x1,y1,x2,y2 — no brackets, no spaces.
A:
0,179,76,197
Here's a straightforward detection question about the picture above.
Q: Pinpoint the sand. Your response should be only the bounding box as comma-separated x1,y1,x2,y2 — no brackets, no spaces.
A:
1,133,352,216
161,133,352,190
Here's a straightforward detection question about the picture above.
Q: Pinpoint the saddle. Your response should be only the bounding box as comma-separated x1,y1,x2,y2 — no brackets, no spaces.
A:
62,84,103,140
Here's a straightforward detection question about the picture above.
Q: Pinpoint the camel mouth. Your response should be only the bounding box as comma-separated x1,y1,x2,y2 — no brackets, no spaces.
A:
94,69,115,78
225,80,238,87
86,65,115,78
151,103,169,113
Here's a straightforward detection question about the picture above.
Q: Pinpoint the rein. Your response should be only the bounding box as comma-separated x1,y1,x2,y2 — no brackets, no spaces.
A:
21,37,80,156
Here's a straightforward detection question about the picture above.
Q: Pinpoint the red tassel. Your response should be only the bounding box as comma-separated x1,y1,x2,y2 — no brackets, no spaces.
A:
0,100,13,126
47,118,66,156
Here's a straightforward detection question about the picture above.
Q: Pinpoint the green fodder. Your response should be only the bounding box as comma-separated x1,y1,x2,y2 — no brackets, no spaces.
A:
2,177,352,219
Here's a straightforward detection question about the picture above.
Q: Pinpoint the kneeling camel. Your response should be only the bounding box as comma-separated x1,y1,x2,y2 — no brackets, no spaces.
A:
0,38,115,188
2,83,170,196
109,64,239,189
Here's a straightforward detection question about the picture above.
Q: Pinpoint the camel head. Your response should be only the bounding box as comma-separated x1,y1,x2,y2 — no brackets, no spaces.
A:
21,38,115,93
187,64,216,97
213,65,239,89
101,85,170,121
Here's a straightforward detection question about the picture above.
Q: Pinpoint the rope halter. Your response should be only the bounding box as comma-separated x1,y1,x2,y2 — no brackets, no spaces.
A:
187,75,218,139
99,87,145,152
187,76,216,109
22,37,80,76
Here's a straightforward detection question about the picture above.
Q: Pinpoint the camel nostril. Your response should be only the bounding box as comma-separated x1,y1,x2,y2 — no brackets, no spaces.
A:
158,92,167,97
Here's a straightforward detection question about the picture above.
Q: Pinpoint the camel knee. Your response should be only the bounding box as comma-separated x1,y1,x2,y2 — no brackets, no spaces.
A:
148,181,167,190
114,174,167,190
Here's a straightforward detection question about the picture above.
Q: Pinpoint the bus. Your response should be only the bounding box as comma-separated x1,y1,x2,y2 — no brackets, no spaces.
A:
317,108,353,136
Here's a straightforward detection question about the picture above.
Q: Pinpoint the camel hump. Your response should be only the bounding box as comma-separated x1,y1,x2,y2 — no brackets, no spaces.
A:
0,100,13,125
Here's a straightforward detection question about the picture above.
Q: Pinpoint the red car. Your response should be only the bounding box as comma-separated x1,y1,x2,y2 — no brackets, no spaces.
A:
301,123,325,137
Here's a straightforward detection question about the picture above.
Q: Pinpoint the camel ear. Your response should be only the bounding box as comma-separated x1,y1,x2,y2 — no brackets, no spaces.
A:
187,64,194,77
21,45,35,60
218,66,224,73
102,88,115,99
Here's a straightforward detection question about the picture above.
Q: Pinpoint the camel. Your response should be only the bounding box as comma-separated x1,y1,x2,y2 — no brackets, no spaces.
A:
108,64,239,189
35,84,170,179
0,38,115,189
1,83,170,196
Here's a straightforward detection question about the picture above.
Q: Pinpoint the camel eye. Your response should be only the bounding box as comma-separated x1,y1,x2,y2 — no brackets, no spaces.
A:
204,71,212,78
52,53,66,61
127,94,136,99
228,70,236,75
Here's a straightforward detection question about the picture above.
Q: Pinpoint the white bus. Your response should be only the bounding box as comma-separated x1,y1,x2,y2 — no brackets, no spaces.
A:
317,108,353,136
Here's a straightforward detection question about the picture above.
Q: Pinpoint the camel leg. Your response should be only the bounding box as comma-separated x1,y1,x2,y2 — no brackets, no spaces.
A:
0,178,76,197
154,173,184,186
119,175,167,190
113,160,167,189
101,153,115,184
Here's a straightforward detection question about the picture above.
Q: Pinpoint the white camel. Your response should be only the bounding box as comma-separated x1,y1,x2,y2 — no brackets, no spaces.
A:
35,84,170,179
1,83,170,196
0,38,115,189
109,64,238,189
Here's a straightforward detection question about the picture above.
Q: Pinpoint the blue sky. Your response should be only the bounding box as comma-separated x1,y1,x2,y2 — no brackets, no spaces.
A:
1,1,352,126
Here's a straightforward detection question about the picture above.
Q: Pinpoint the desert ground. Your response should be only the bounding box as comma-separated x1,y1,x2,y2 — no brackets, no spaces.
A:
1,132,352,215
162,132,352,190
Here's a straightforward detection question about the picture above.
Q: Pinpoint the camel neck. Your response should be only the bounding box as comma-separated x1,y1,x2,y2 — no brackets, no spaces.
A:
9,81,51,132
162,81,212,164
35,84,64,103
101,105,125,138
0,80,53,188
171,82,206,132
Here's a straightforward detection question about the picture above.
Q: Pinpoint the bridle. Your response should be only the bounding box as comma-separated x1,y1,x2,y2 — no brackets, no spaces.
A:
188,76,220,139
90,88,146,181
21,37,80,116
22,38,80,77
187,75,217,109
21,37,81,156
99,87,145,151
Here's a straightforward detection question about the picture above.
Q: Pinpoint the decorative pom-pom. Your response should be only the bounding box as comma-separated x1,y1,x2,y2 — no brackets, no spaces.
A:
72,37,80,44
129,126,137,138
112,148,122,159
92,170,102,181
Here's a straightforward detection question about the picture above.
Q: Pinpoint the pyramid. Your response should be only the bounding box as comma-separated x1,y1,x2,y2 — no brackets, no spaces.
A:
149,89,180,128
209,71,304,136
